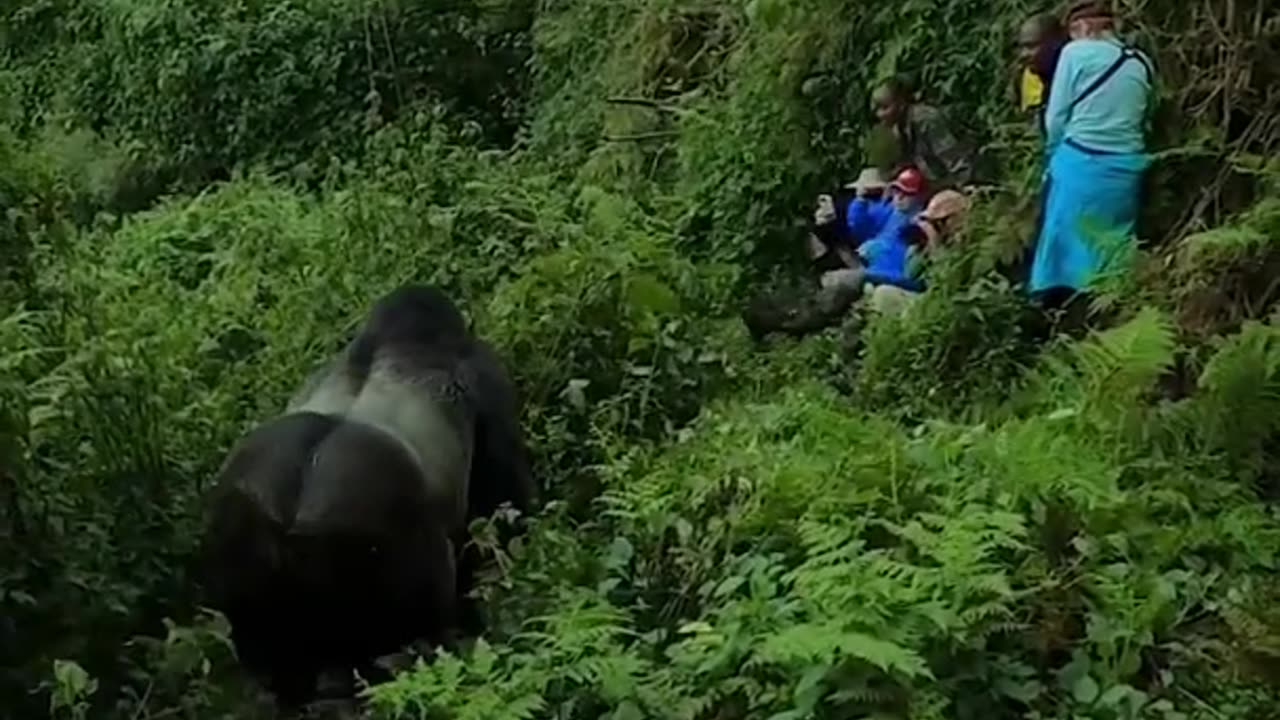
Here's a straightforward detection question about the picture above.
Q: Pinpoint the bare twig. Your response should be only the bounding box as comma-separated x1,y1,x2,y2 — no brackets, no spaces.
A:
603,130,680,142
605,97,694,118
605,96,669,109
128,680,154,720
378,2,405,110
1176,686,1227,720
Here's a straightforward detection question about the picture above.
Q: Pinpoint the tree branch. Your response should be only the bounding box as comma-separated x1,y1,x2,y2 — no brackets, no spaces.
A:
603,130,680,142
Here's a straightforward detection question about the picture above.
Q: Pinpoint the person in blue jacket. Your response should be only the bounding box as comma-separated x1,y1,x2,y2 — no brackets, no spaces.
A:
745,167,929,341
837,166,927,292
807,166,890,270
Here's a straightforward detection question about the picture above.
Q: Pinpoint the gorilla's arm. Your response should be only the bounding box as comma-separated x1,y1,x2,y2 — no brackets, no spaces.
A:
463,340,538,521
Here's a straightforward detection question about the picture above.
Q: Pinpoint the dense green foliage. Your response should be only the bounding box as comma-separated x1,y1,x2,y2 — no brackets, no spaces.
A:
3,0,1279,718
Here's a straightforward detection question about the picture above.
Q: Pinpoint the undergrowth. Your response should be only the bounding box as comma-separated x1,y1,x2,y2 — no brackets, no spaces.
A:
370,311,1280,720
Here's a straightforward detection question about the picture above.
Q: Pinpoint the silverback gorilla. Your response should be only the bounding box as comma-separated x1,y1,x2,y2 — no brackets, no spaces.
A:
199,284,536,709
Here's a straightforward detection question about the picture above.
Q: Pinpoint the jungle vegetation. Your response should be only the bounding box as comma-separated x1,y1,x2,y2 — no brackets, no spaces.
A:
2,1,1279,718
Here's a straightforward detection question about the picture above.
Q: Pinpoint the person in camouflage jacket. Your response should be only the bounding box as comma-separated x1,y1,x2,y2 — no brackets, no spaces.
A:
869,75,975,191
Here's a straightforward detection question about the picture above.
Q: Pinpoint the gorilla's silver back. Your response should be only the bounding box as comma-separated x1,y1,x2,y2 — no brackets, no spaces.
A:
287,344,475,534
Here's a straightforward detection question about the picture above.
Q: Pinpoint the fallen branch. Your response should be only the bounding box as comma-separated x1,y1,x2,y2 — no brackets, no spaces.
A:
606,96,680,112
603,130,680,142
605,97,702,119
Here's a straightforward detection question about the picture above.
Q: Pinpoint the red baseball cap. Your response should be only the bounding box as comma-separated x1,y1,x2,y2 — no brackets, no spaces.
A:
891,167,925,195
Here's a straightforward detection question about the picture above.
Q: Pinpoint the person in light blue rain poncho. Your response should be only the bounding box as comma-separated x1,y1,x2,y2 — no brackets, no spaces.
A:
1029,0,1154,309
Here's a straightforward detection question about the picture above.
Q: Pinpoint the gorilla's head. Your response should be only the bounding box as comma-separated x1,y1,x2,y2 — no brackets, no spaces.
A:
347,285,469,380
370,285,466,342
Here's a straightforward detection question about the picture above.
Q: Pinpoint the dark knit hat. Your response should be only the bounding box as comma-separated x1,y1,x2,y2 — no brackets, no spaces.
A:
1065,1,1114,23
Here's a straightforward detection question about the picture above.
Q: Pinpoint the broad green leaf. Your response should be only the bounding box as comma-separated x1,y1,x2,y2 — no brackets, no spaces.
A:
1072,675,1099,705
626,274,680,315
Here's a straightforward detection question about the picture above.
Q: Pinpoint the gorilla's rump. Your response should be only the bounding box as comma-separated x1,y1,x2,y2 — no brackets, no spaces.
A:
203,411,458,674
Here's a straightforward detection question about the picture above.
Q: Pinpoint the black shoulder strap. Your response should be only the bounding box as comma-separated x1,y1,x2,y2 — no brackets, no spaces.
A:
897,115,915,157
1069,45,1153,113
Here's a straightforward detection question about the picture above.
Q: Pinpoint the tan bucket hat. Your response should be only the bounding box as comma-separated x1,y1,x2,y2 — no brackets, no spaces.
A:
919,189,970,222
916,189,971,245
843,167,889,193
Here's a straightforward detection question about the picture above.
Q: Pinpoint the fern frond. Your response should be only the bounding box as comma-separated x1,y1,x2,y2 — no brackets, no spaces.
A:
754,625,932,680
1190,320,1280,467
1074,306,1176,404
1025,305,1176,420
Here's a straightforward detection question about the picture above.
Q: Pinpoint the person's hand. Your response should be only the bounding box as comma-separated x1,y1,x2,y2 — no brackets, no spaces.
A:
813,194,836,226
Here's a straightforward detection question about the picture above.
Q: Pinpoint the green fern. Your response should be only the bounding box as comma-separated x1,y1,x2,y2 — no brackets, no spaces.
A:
1187,320,1280,472
1025,305,1177,424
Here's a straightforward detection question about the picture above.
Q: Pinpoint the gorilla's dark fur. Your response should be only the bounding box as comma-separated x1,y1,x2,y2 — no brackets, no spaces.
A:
199,284,536,708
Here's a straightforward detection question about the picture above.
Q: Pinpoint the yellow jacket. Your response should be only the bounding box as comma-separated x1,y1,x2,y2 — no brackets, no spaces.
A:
1019,67,1045,111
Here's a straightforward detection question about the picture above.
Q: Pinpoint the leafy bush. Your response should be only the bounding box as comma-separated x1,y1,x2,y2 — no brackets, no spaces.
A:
1172,193,1280,337
852,274,1040,423
0,125,74,305
4,0,532,188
